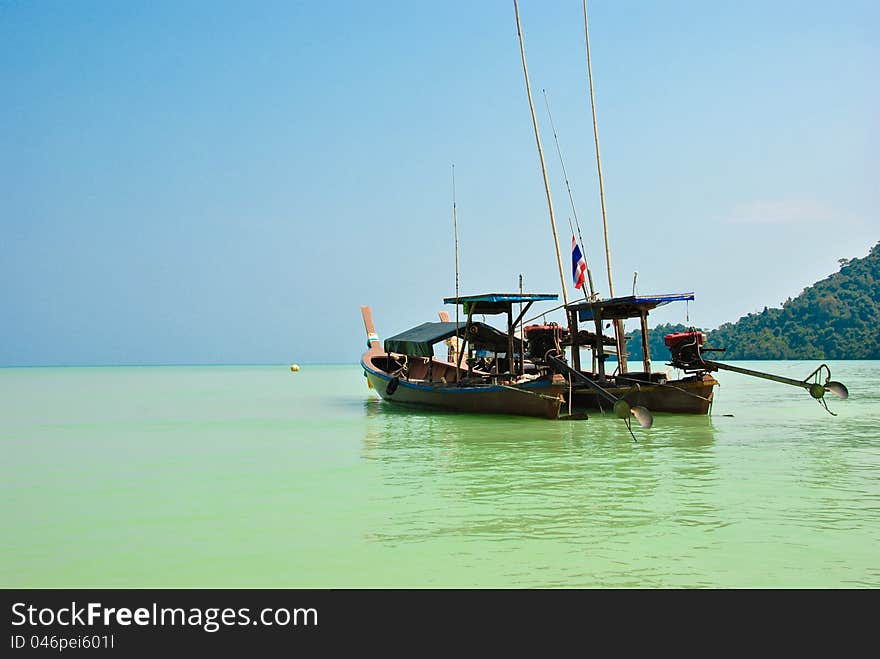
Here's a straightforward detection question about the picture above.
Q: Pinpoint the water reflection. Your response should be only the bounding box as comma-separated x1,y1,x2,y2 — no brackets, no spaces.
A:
360,399,722,548
346,364,880,586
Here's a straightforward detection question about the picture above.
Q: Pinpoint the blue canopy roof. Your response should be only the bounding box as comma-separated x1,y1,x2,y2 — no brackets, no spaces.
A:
443,293,558,315
443,293,558,304
570,293,694,322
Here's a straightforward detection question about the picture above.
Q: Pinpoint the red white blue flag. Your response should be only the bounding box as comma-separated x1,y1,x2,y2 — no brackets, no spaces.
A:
571,236,586,290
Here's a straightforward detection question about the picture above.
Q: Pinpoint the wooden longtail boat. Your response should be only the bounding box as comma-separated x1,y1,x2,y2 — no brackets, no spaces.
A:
561,293,717,415
494,3,710,421
509,3,847,418
360,294,568,419
358,4,848,425
545,292,847,416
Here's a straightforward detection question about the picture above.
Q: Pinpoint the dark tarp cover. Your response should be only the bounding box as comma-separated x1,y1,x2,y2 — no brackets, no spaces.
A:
384,322,460,358
384,321,523,357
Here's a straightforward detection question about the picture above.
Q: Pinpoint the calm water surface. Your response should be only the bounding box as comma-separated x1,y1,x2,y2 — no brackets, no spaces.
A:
2,362,878,587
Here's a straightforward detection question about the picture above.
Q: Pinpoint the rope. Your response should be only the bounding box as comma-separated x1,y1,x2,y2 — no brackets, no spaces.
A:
614,376,713,402
498,384,563,403
522,302,567,326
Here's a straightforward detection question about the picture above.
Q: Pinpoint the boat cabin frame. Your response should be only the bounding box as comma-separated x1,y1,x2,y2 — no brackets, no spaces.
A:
442,293,558,382
565,293,694,379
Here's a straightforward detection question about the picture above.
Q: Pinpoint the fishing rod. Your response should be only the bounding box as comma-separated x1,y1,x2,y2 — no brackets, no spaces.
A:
542,88,596,301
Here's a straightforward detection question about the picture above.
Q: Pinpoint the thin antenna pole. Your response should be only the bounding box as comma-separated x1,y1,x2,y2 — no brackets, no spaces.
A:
518,273,524,376
543,88,596,300
583,0,627,371
583,1,613,299
514,0,568,307
452,164,461,383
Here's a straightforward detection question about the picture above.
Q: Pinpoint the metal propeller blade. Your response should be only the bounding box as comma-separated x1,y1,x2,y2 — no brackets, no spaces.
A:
825,381,849,399
613,400,654,429
631,405,654,429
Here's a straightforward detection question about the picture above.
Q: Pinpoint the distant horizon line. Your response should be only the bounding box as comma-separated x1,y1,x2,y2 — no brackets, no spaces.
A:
0,361,355,368
2,358,877,369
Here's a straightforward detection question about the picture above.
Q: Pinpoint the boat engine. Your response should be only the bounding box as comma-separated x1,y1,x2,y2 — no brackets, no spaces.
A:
664,330,707,370
664,331,849,415
525,323,565,360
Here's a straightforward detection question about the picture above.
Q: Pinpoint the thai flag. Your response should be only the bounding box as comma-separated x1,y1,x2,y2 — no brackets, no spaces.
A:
571,236,586,290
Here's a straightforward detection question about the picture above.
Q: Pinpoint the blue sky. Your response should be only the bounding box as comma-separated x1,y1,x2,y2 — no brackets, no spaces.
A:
1,0,876,365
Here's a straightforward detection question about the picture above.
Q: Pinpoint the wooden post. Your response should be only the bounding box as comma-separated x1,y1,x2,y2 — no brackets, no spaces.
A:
640,311,651,374
507,306,515,380
455,302,476,382
569,309,581,372
594,312,606,379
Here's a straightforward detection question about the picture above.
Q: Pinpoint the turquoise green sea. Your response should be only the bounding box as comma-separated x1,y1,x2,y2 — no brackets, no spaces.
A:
2,361,878,588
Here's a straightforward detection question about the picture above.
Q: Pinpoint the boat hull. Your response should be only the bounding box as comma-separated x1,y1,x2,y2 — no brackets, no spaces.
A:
570,374,717,415
361,358,565,419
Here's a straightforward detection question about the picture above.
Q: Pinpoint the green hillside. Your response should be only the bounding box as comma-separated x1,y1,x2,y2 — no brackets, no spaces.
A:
627,241,880,362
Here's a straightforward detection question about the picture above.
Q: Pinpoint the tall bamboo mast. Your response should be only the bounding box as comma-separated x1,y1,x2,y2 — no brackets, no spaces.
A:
583,0,627,371
543,88,596,301
513,0,568,307
452,164,461,383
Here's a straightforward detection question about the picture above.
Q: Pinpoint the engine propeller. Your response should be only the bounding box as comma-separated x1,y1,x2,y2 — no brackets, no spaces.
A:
613,399,654,429
702,360,848,415
545,353,653,439
823,381,849,399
